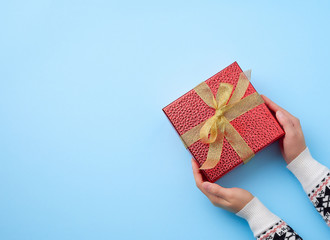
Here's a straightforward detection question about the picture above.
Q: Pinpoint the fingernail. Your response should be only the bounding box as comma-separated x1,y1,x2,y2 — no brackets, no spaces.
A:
277,110,284,119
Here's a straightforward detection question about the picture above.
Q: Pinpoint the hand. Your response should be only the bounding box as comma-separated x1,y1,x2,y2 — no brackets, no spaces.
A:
261,95,306,164
192,159,254,213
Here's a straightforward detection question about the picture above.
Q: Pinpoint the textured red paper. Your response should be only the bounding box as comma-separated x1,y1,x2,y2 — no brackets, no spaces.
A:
163,62,284,182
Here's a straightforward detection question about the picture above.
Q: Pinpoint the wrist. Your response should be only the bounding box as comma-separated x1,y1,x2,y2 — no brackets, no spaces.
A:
285,144,307,164
287,147,329,193
236,197,280,237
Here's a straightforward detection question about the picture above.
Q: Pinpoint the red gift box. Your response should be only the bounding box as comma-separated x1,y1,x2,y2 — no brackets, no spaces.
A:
163,62,284,182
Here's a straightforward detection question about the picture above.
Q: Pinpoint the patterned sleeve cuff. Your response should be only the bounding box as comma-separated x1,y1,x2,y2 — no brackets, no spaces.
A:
287,147,329,194
308,171,330,226
255,220,302,240
236,197,280,237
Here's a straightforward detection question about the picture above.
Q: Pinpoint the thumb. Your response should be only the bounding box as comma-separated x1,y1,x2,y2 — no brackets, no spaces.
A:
202,182,228,199
276,110,294,134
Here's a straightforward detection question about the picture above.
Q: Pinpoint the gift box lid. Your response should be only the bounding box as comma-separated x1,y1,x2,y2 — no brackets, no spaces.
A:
163,62,284,182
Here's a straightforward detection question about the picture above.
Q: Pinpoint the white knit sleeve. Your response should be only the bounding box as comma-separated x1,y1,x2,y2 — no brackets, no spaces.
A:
287,147,329,194
287,147,330,226
236,197,280,237
236,197,301,239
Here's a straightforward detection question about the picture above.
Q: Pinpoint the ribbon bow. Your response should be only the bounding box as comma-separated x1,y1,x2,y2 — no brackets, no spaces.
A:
180,70,264,169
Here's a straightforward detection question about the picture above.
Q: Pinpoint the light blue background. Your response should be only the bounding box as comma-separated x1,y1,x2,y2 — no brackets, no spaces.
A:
1,1,329,239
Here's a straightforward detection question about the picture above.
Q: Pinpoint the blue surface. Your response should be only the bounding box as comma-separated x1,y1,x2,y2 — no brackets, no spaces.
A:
1,1,330,239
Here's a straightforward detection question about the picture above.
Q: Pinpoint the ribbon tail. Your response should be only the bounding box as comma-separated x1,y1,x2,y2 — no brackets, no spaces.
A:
200,116,218,144
200,131,224,170
224,119,255,164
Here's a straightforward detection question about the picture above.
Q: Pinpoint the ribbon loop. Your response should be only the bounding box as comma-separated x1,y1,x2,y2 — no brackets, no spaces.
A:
194,82,218,109
216,83,233,108
200,116,218,144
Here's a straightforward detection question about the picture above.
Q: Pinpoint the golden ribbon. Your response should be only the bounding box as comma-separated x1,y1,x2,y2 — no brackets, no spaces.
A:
180,70,264,170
